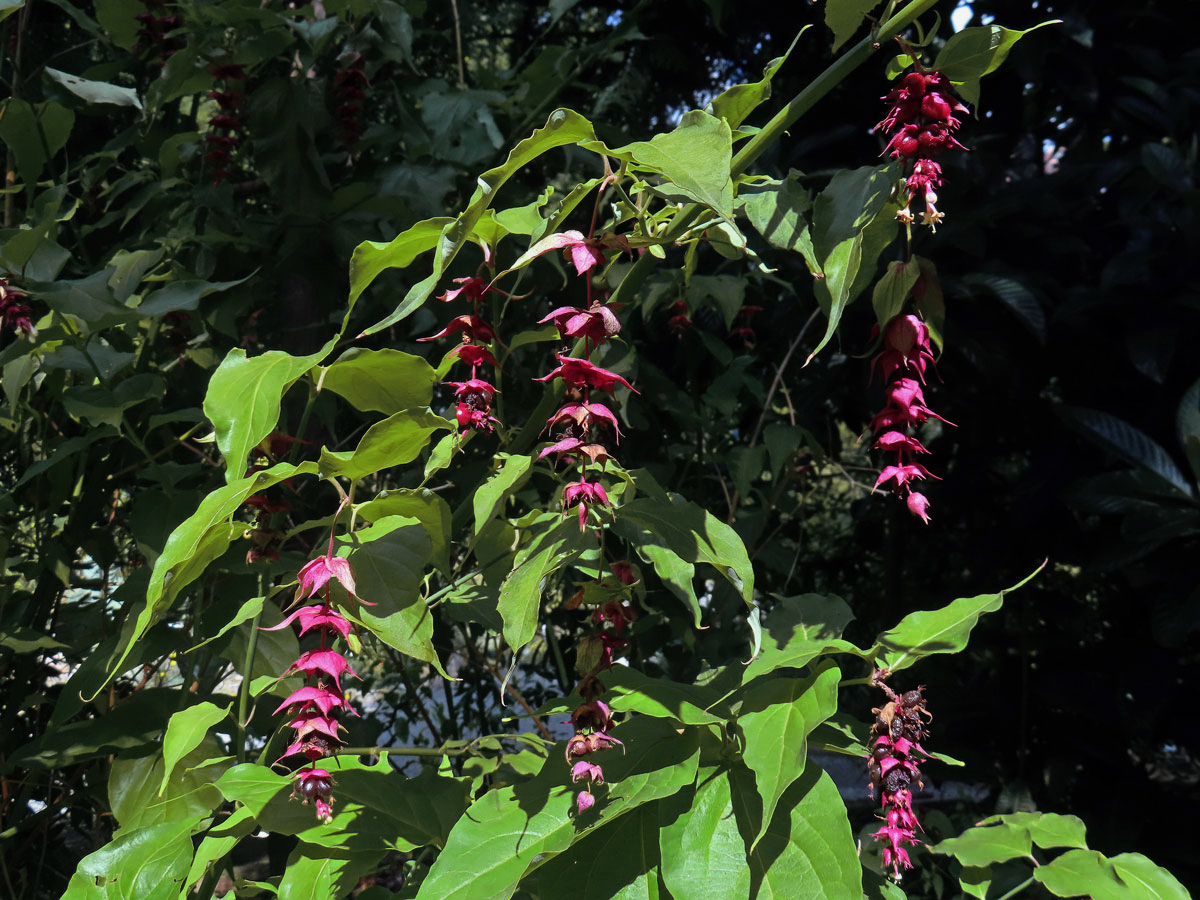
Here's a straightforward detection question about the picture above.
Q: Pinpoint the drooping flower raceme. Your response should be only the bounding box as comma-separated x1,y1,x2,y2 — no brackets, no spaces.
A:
875,71,969,231
867,677,933,881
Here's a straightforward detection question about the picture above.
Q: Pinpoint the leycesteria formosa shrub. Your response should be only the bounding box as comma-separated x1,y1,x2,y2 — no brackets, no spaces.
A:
0,2,1181,899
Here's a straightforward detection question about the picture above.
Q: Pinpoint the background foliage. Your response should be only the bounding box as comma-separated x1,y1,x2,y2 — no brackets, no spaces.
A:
0,0,1196,898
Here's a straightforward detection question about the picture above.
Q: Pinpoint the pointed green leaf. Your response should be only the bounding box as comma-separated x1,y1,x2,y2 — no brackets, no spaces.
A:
358,488,453,574
708,34,802,129
66,818,201,900
825,0,880,51
660,770,752,900
318,347,437,414
46,66,141,108
528,802,663,900
498,520,590,651
158,702,230,795
620,110,734,219
1033,849,1130,900
871,258,921,327
930,821,1034,866
934,22,1060,105
738,665,840,847
604,664,725,725
873,564,1044,671
744,594,863,682
318,409,452,480
741,174,812,251
474,453,533,534
1110,853,1192,900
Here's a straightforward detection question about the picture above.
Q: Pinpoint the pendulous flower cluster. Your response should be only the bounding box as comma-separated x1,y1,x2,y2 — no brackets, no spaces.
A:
205,63,247,187
876,71,968,231
867,677,933,881
868,313,952,523
0,278,36,340
335,52,368,157
133,0,182,67
425,253,517,433
264,545,363,822
565,562,638,813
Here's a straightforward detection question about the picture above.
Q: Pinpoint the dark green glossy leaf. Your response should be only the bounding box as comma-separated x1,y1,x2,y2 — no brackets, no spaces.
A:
1058,406,1193,496
358,488,453,574
109,739,228,830
741,174,812,252
871,258,921,327
934,22,1059,105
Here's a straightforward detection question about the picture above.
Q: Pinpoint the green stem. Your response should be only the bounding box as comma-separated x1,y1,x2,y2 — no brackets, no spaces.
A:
236,578,265,765
994,876,1036,900
731,0,940,177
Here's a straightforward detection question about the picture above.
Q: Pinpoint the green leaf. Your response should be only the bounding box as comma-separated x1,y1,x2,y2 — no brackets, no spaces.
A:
65,818,201,900
740,174,812,251
204,347,330,482
277,847,383,900
0,99,74,192
620,110,734,220
1033,849,1132,900
358,488,453,574
528,802,663,900
45,66,142,108
744,593,862,682
109,740,228,830
730,761,861,900
871,258,921,327
1059,406,1193,496
604,664,725,725
825,0,880,51
498,520,591,651
348,523,445,675
415,717,699,900
1110,853,1192,900
158,702,229,795
318,409,452,480
959,866,993,900
873,564,1044,671
708,35,800,129
318,347,438,414
135,275,251,317
0,1,24,26
362,109,599,333
659,770,751,900
612,496,755,627
930,821,1034,866
474,453,533,534
933,22,1059,105
974,812,1089,851
738,665,840,848
806,164,897,362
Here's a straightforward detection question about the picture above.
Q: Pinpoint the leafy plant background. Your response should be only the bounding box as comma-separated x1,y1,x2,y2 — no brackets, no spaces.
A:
0,0,1196,898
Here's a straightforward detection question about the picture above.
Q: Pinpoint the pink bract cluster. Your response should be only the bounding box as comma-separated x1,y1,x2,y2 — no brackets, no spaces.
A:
876,71,969,231
0,278,36,340
335,52,368,156
869,314,952,523
868,681,932,880
205,63,247,187
425,259,516,433
565,562,638,814
133,0,182,67
265,551,364,822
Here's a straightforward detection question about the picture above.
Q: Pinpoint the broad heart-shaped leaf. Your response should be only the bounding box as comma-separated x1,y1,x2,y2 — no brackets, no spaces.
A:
612,496,755,627
158,701,229,795
659,769,752,900
825,0,880,51
99,461,318,691
525,802,663,900
929,820,1034,867
205,346,332,482
415,717,699,900
318,347,437,414
619,110,734,220
318,409,453,480
933,22,1059,105
347,521,445,675
474,453,533,534
806,164,897,362
872,563,1044,672
730,761,860,900
109,739,228,831
974,812,1088,851
1033,849,1138,900
278,846,384,900
362,109,599,334
740,174,812,252
348,215,452,305
357,488,453,574
64,817,203,900
744,593,864,683
707,34,800,129
737,664,840,849
603,664,726,725
498,518,592,651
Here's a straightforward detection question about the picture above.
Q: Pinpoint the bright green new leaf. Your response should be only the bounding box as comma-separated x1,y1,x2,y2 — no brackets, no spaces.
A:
620,110,734,220
205,346,332,482
1110,852,1192,900
873,563,1044,671
319,347,437,414
974,812,1089,851
738,665,840,848
930,820,1034,867
158,702,230,796
474,453,533,534
825,0,880,51
708,32,803,129
348,216,452,305
318,409,452,480
1033,849,1131,900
